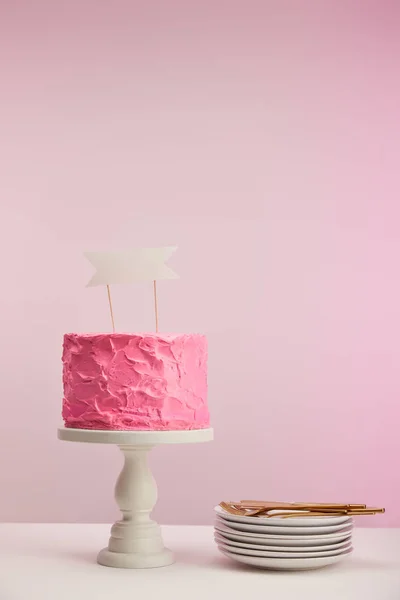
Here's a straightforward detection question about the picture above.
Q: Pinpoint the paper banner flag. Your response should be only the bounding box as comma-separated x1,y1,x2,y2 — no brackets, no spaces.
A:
84,247,179,286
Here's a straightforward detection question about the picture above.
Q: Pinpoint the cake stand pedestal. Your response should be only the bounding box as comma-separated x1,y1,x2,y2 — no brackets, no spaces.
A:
58,427,213,569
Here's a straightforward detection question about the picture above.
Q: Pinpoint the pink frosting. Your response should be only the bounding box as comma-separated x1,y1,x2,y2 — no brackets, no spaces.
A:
62,333,209,431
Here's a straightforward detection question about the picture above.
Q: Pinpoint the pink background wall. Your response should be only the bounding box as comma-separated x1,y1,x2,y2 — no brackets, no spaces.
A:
0,0,399,525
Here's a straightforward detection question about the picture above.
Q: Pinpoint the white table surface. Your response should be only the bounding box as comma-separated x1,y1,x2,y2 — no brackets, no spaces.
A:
0,525,399,600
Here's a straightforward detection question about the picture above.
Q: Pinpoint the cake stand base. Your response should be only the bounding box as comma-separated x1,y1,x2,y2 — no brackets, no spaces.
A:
97,547,174,569
58,427,213,569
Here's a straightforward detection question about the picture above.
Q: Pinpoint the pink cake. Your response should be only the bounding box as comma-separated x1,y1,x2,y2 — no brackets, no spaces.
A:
62,333,209,431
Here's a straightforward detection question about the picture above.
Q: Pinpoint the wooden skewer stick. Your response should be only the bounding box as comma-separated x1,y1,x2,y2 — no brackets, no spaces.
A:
106,284,115,332
153,280,159,333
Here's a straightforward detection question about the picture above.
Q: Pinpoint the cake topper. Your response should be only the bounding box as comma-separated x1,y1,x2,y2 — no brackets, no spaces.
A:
84,247,179,332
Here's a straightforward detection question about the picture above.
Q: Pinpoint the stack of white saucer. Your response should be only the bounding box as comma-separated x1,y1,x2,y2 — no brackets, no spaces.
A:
214,505,353,571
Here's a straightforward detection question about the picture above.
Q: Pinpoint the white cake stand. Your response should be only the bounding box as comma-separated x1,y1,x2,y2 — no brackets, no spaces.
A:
58,427,213,569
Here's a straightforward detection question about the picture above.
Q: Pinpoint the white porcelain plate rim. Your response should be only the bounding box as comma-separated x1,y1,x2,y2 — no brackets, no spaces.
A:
215,514,354,535
214,520,353,544
218,546,353,571
214,531,353,552
215,538,353,559
215,505,352,527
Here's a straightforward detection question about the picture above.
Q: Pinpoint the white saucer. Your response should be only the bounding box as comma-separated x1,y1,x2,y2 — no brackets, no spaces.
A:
216,538,353,559
214,521,353,546
215,514,353,535
219,546,353,571
215,505,351,527
214,531,353,553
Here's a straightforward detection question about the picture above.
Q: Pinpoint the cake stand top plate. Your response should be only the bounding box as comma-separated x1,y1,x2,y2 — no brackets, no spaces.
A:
58,427,214,445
